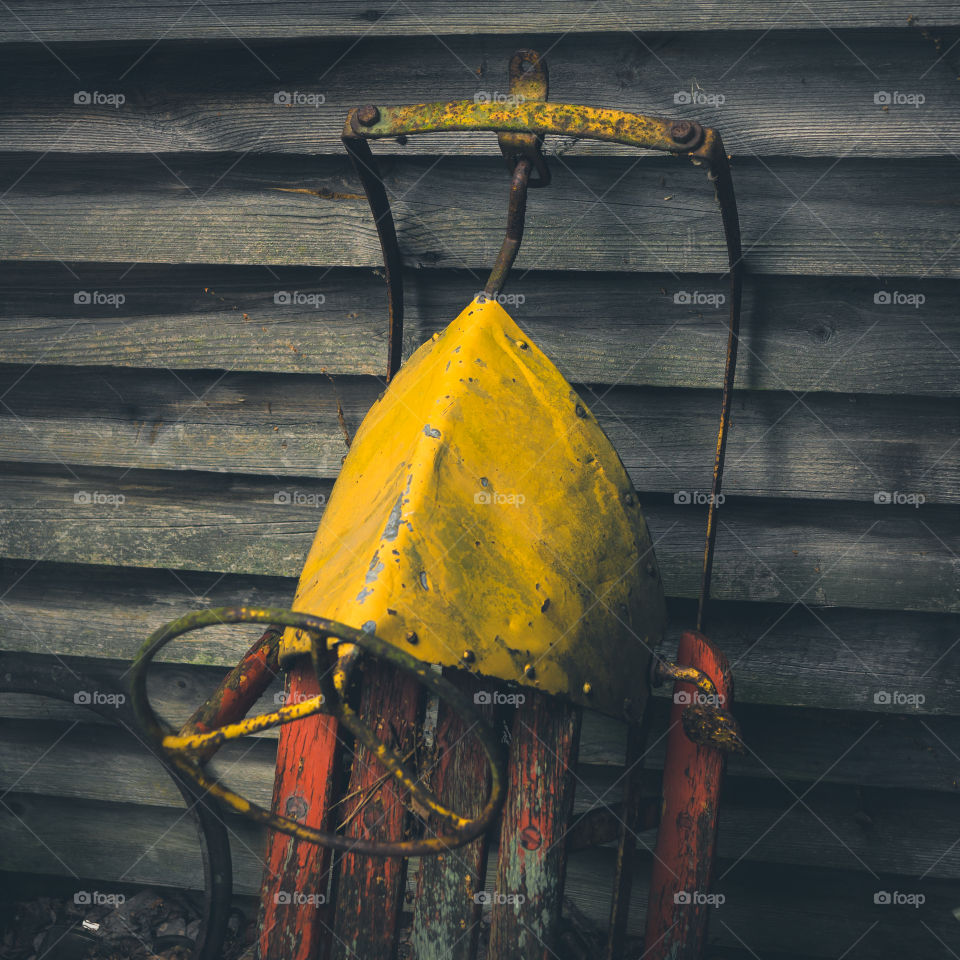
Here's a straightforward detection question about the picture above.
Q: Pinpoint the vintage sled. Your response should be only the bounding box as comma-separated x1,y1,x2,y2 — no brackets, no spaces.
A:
130,50,744,960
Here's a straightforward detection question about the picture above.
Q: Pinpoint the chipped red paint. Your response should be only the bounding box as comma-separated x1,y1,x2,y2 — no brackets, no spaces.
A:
644,629,734,959
258,660,341,960
489,691,580,960
329,662,425,960
181,627,280,756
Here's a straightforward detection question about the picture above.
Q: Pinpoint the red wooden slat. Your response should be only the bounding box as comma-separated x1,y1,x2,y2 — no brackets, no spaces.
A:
330,661,425,960
489,691,581,960
644,629,734,958
257,662,342,960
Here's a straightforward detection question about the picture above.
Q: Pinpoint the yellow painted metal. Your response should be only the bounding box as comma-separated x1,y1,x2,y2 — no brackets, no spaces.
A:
281,297,666,719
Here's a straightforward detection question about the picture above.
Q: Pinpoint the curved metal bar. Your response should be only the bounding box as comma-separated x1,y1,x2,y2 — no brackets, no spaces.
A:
696,131,743,632
130,606,506,858
483,156,532,297
343,101,699,153
0,653,232,960
341,134,405,383
341,99,743,630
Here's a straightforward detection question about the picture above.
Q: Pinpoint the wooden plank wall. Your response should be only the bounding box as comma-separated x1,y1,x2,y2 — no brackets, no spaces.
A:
1,4,959,957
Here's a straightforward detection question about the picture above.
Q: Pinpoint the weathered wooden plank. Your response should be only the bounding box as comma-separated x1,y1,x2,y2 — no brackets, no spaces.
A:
2,31,957,158
411,673,492,960
330,663,423,959
256,666,341,960
4,791,960,956
2,267,957,398
0,154,956,277
6,677,958,808
661,599,960,715
0,653,285,734
0,715,281,808
0,560,295,666
0,661,960,796
3,564,960,718
1,464,957,613
489,692,580,959
4,719,959,880
1,2,954,41
5,651,960,808
0,465,333,579
0,791,267,894
3,364,958,505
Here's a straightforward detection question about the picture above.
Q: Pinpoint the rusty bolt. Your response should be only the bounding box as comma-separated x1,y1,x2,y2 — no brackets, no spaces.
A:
285,795,309,821
670,119,698,145
357,105,381,127
520,824,542,850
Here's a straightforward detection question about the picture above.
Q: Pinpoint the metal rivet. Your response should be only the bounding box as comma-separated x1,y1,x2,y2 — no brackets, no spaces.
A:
406,631,418,644
514,339,528,350
356,105,381,127
670,119,698,144
462,649,475,663
575,404,587,418
285,795,309,820
524,664,536,679
520,824,542,850
582,682,593,696
623,492,634,506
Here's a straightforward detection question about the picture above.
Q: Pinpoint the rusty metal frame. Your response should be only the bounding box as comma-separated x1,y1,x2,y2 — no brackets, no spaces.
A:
341,95,743,629
130,606,506,857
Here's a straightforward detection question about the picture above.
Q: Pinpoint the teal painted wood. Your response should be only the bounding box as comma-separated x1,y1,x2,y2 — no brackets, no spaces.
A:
410,673,492,960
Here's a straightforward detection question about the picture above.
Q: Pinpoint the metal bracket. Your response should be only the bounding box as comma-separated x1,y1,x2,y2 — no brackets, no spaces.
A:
656,659,744,753
496,49,550,187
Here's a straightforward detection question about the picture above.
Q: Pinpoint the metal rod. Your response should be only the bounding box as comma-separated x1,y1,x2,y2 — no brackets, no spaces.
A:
484,157,532,298
696,133,743,634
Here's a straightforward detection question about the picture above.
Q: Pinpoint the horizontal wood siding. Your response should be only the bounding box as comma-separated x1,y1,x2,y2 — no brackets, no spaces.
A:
0,6,957,958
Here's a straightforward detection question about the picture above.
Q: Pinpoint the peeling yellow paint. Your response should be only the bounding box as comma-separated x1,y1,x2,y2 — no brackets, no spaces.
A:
282,297,665,719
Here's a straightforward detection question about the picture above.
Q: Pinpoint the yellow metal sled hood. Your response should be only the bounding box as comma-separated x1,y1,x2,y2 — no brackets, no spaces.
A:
281,297,665,720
